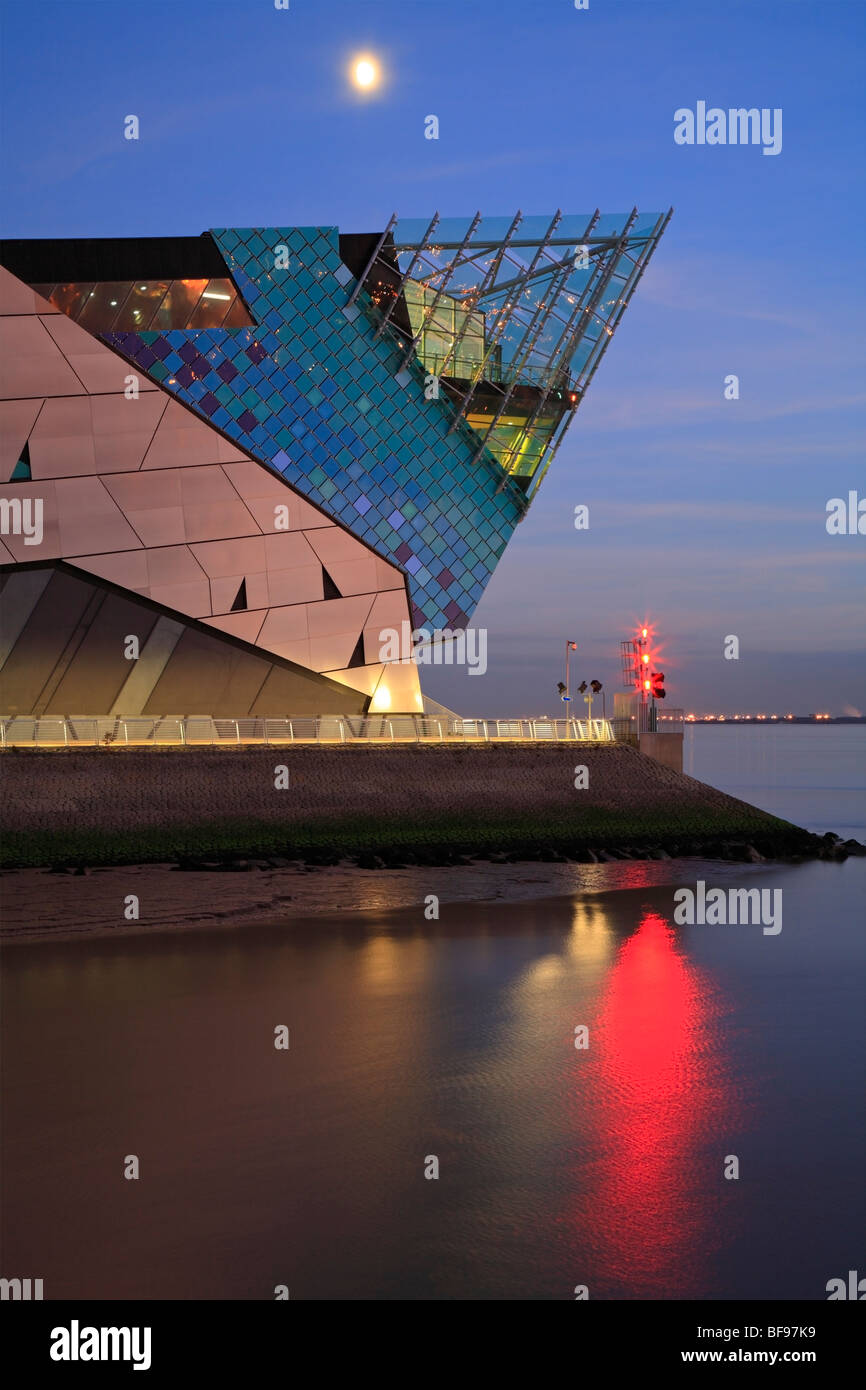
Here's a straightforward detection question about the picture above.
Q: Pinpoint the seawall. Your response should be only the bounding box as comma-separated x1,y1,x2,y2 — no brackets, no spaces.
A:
0,743,825,869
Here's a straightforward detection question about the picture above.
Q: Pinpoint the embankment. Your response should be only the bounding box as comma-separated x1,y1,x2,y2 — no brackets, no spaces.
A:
0,743,841,869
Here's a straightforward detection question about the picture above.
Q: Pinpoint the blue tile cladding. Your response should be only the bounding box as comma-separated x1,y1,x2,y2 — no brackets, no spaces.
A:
104,226,524,630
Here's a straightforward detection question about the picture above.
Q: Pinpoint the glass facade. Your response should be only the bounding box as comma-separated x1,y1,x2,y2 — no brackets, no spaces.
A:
30,278,254,332
403,280,488,380
80,212,670,630
351,210,671,494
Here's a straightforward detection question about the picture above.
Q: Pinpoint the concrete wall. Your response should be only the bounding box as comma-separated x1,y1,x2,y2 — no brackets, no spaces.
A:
639,732,683,773
3,741,777,847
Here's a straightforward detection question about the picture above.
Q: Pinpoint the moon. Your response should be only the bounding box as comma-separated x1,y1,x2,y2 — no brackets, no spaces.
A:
351,54,381,92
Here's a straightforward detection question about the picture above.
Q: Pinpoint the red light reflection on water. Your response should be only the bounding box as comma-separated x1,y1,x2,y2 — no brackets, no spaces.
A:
583,911,736,1295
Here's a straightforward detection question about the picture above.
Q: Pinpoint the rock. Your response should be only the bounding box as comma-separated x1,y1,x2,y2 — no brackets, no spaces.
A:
724,842,758,862
379,850,408,868
819,843,848,861
357,851,386,870
843,839,866,856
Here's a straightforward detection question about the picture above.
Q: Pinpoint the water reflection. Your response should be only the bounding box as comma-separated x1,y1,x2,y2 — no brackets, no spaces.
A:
582,911,738,1296
3,866,859,1300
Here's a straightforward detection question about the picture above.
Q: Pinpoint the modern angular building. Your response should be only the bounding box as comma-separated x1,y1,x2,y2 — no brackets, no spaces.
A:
0,211,669,717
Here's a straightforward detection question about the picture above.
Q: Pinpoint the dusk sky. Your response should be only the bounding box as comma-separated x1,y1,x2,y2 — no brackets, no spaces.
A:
2,0,863,715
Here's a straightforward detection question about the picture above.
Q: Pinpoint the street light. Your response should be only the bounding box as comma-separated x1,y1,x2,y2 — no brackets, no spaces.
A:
562,640,578,706
580,679,604,722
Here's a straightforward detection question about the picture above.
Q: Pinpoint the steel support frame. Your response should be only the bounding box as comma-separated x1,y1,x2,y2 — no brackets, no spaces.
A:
429,211,525,384
397,212,482,371
525,209,672,499
347,213,398,307
373,212,439,339
447,211,563,433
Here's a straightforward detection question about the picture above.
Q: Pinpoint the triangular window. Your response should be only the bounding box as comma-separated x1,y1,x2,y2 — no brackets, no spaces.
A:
322,566,341,600
230,578,247,611
347,633,365,669
10,441,31,482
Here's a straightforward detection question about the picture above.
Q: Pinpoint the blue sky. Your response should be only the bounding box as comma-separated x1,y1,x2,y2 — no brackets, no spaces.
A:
2,0,864,714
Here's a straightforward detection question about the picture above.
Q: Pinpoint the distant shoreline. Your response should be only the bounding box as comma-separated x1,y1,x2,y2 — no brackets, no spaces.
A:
684,717,865,725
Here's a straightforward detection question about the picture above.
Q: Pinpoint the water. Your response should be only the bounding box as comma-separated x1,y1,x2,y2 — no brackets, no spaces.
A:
2,727,864,1300
685,723,866,843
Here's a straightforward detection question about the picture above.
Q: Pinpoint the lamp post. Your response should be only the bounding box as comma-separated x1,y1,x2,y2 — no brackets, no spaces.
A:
564,640,577,702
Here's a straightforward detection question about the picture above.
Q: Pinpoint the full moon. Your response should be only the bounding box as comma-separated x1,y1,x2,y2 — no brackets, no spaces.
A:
351,55,380,91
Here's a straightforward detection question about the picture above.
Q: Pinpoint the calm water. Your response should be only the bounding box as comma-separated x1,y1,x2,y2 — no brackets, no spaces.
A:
685,723,866,843
2,727,864,1300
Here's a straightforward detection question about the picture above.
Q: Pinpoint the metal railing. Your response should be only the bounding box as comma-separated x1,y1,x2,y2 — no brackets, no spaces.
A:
612,706,684,743
0,714,615,748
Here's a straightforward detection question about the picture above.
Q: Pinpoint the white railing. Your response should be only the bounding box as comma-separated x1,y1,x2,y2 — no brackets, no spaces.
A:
0,714,614,748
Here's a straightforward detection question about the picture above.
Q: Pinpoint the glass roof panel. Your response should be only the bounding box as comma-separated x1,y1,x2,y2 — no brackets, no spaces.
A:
362,209,669,490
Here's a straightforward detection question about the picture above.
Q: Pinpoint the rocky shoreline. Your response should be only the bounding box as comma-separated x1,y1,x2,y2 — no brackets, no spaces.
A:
30,829,865,878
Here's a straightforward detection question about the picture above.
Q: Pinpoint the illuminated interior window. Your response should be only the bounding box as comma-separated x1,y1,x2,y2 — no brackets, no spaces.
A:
37,277,253,331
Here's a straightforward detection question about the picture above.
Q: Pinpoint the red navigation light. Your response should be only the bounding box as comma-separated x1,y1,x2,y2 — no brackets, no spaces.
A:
650,672,666,700
643,678,651,692
642,652,649,664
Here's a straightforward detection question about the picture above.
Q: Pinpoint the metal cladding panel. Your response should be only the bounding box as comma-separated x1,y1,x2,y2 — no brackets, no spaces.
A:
0,266,420,709
0,564,371,717
106,226,525,631
0,567,97,714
